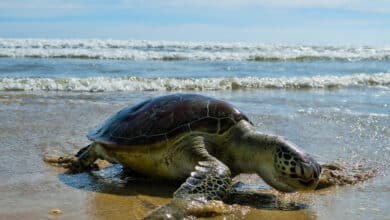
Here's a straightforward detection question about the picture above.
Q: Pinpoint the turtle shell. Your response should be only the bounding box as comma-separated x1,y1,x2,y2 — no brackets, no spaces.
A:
87,94,252,146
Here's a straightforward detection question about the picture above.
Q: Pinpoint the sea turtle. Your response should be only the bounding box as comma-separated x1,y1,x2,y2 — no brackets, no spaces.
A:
47,93,322,218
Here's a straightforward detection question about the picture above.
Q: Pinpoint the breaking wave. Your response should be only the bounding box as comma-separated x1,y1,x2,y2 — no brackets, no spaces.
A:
1,39,390,61
1,73,389,92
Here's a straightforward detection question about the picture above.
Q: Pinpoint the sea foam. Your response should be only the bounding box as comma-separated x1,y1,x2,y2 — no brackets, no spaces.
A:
1,73,389,92
1,39,390,61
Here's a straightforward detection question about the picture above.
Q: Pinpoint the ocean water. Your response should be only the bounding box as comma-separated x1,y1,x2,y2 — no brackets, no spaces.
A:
0,39,389,219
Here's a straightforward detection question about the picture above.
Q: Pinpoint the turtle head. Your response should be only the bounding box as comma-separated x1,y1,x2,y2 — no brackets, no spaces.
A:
272,142,321,192
255,138,321,193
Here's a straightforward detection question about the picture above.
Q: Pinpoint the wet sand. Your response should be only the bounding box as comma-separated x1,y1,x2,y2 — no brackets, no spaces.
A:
0,92,388,220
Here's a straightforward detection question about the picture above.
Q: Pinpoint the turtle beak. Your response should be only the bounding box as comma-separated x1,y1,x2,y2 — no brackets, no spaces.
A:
300,155,321,180
301,162,314,179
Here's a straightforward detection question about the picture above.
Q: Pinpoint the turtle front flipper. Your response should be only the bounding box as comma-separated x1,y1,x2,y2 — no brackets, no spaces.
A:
174,159,232,200
145,136,232,219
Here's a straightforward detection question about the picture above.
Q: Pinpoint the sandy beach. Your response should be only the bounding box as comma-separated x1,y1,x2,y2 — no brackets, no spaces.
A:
1,90,388,219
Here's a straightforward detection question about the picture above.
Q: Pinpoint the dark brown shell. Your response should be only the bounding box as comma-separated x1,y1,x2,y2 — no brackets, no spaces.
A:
87,94,252,146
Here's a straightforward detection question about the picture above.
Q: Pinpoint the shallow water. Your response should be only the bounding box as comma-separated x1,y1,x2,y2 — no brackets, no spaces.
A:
0,89,388,219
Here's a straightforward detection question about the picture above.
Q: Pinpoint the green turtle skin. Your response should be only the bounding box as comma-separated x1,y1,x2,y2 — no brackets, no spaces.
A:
69,94,321,218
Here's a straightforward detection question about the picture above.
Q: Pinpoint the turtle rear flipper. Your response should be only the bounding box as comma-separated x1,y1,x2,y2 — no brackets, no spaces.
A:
44,143,102,173
71,143,119,173
43,149,78,169
145,136,232,219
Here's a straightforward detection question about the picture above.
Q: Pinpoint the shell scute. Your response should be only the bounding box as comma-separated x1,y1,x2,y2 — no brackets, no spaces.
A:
166,124,191,139
208,101,235,118
219,118,236,134
190,117,219,133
